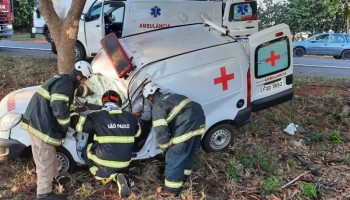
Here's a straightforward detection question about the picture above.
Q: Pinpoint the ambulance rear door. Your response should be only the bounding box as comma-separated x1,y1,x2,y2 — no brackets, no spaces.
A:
223,0,259,38
248,23,294,112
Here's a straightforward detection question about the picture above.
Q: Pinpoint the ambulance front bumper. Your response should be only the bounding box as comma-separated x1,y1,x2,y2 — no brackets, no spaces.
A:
0,138,26,161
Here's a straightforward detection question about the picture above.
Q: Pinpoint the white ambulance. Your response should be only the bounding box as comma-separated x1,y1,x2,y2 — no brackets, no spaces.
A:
0,20,293,174
32,0,259,61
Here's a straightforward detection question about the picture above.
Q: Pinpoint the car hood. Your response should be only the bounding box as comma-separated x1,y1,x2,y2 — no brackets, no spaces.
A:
0,86,39,117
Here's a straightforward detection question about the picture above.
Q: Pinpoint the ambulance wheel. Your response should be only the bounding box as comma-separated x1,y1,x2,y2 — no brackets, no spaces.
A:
44,29,52,43
74,42,86,61
201,124,235,152
56,146,76,175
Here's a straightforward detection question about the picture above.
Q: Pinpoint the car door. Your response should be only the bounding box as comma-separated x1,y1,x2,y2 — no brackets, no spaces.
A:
83,0,105,56
307,33,329,55
248,23,293,112
327,33,346,56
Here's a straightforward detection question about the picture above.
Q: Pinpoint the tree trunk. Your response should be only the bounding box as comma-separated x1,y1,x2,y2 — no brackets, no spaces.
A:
39,0,86,73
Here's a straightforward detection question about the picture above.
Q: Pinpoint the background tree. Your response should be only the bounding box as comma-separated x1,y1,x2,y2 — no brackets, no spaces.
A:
13,0,35,31
39,0,86,73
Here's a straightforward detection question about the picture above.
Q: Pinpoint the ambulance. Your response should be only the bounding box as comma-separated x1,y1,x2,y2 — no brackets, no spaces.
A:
0,20,293,175
32,0,259,61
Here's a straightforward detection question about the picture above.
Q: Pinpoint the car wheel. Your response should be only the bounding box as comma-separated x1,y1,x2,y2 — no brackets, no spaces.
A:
341,50,350,60
75,42,86,61
56,146,76,175
44,29,52,43
333,55,341,59
293,47,305,57
201,124,236,152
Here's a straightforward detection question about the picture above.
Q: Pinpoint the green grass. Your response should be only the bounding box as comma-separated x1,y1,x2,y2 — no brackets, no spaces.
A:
11,32,46,40
260,176,282,194
300,183,318,198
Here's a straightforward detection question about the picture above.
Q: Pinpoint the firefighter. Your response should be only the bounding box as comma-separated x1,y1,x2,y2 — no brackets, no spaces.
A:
142,82,206,197
20,60,93,200
131,94,153,151
70,90,141,199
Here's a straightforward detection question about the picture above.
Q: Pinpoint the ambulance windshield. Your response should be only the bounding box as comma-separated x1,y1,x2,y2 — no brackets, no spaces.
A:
100,33,132,78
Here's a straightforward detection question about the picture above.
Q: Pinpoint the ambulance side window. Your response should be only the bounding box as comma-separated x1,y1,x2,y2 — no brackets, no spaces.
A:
255,36,290,78
85,1,102,22
229,2,257,22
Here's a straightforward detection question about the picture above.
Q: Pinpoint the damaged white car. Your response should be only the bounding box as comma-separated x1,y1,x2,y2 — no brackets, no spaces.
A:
0,21,294,175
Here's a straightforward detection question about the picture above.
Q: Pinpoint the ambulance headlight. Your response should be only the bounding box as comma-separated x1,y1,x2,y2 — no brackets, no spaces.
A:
7,24,13,30
0,112,22,131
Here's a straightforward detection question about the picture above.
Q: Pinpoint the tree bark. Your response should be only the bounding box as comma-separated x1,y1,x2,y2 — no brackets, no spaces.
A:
39,0,86,73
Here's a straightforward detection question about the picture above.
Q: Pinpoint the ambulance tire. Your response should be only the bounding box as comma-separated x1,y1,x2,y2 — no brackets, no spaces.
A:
44,29,52,43
201,124,235,152
74,42,86,62
56,146,76,176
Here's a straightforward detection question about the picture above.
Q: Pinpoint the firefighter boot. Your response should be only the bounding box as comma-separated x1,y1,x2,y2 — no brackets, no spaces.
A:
155,187,177,200
36,192,66,200
116,174,130,198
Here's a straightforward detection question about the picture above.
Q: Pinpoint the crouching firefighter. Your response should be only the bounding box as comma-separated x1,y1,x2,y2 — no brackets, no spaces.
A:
143,82,206,197
70,90,141,199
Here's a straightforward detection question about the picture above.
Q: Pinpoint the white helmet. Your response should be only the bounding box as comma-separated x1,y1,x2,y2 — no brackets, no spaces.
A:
74,60,93,79
143,82,159,98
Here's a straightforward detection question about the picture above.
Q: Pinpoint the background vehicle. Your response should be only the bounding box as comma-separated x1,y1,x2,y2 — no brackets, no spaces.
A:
32,0,259,61
293,32,350,59
0,0,13,39
0,20,293,174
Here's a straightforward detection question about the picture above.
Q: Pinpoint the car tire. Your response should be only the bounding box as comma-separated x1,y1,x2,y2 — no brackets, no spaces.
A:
341,50,350,60
75,42,86,61
293,47,305,57
201,124,236,152
56,146,76,175
44,29,52,43
333,55,341,59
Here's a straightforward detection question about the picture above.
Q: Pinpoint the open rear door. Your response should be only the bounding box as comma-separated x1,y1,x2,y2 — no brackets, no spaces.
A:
248,23,294,112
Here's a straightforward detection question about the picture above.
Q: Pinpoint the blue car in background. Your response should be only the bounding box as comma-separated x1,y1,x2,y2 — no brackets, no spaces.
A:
292,33,350,59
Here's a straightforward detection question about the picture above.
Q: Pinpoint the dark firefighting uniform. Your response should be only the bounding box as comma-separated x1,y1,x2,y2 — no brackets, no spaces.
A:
152,92,206,195
71,108,141,181
20,73,78,195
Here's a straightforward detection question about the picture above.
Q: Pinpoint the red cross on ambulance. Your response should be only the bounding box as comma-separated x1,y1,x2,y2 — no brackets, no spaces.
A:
214,66,234,91
266,50,280,67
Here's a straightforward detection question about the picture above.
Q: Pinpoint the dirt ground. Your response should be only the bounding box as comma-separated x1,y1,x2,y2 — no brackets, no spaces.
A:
0,74,350,199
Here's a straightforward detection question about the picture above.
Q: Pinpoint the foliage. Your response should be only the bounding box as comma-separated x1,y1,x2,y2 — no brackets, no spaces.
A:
258,0,349,38
328,130,342,143
300,183,318,198
260,176,282,194
13,0,35,30
226,159,242,180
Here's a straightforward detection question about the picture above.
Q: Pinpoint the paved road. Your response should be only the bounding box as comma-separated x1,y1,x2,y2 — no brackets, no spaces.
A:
0,39,57,59
294,57,350,78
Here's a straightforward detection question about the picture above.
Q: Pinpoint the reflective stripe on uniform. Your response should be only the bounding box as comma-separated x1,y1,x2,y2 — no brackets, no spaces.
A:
165,179,183,189
170,127,205,145
159,142,170,149
57,117,70,126
167,99,191,123
87,144,131,168
153,119,168,127
184,169,192,176
135,124,141,137
37,87,51,100
51,93,69,102
90,166,98,175
109,110,122,115
76,116,86,132
28,125,62,146
94,135,135,143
